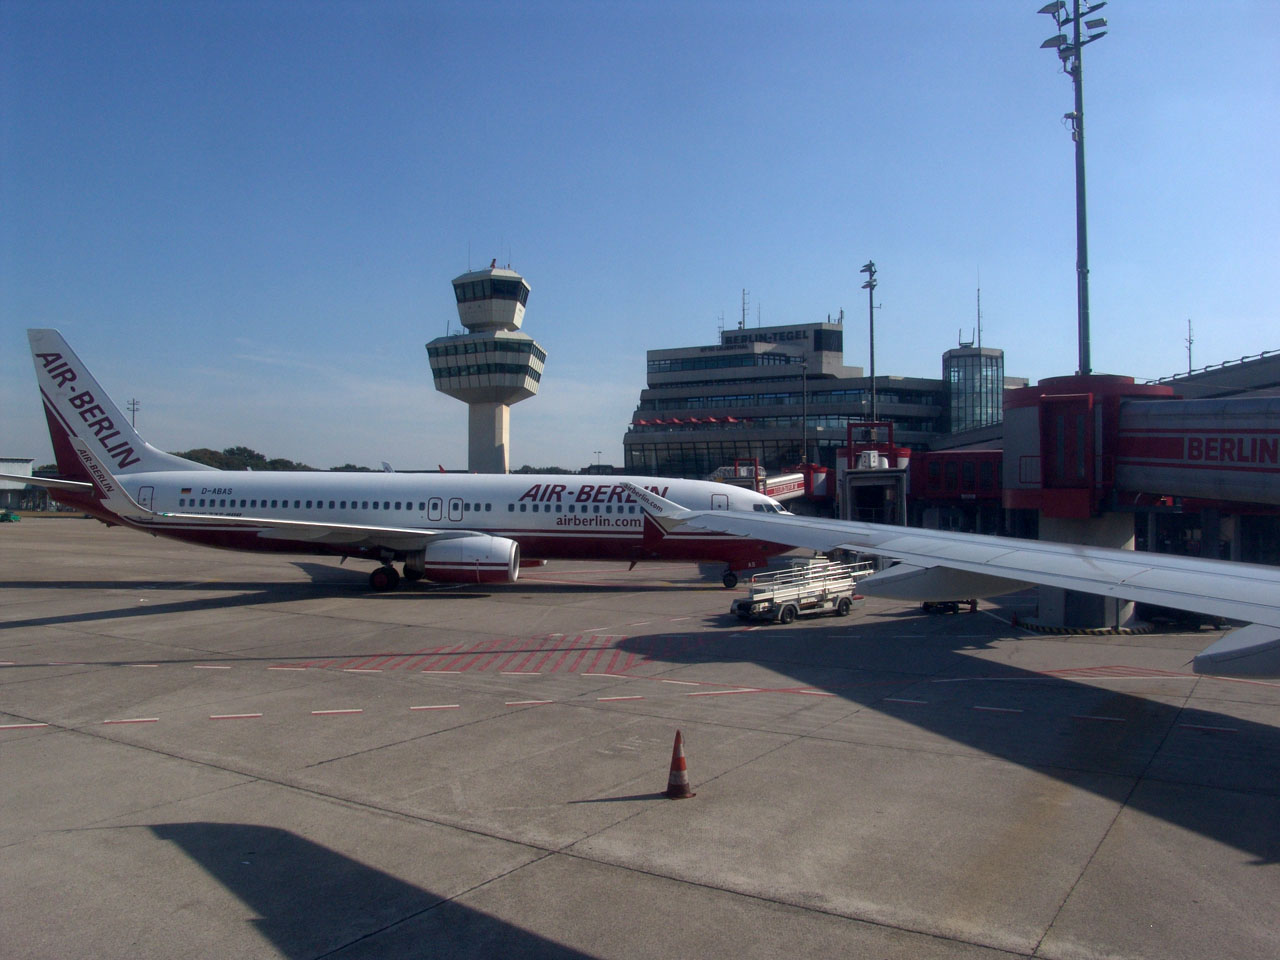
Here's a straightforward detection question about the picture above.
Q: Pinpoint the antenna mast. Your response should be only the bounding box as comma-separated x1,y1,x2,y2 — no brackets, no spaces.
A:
1186,318,1193,374
740,289,749,330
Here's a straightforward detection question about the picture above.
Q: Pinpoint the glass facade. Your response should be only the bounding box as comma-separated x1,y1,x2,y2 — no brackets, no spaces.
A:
453,277,529,305
944,348,1004,433
428,339,547,364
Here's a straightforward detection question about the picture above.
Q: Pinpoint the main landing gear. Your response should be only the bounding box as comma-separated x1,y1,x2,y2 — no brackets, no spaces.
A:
369,565,401,592
722,569,739,589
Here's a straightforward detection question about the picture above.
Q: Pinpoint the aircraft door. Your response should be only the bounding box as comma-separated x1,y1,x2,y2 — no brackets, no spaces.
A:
428,497,443,521
137,486,154,510
711,493,729,511
448,497,463,522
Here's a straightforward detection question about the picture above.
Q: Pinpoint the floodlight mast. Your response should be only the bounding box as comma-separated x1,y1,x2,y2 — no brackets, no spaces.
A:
860,261,878,423
1039,0,1107,375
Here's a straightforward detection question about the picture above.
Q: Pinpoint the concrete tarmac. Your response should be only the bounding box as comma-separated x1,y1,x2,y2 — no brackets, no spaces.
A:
2,518,1278,959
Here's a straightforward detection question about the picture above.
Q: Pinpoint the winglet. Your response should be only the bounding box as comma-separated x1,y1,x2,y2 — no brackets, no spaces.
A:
621,481,695,529
1193,624,1280,678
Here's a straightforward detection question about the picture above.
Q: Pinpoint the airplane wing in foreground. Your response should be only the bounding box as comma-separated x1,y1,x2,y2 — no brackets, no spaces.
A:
622,483,1280,679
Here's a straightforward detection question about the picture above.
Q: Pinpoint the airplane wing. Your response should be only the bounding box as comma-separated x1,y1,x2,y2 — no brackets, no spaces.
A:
622,483,1280,678
0,472,94,492
66,439,471,554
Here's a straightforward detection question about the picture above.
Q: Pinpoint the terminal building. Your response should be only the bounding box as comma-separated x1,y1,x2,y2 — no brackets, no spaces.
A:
623,318,1025,478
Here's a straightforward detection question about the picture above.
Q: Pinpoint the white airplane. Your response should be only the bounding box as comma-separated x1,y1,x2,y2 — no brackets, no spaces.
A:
622,483,1280,679
9,329,792,590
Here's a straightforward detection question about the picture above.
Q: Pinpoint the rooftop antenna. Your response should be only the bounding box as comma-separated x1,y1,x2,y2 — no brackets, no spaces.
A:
1186,318,1194,374
757,301,761,327
740,289,749,330
717,311,725,337
976,277,984,350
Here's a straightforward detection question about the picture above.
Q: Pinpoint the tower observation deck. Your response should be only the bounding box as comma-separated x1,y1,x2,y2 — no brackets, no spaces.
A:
426,262,547,473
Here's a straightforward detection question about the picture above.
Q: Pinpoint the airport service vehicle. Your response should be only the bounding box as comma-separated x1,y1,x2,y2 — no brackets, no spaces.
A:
8,330,793,591
731,559,872,623
623,483,1280,679
0,510,19,522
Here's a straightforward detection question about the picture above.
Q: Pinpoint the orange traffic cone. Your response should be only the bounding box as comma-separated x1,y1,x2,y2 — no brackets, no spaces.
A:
664,729,696,799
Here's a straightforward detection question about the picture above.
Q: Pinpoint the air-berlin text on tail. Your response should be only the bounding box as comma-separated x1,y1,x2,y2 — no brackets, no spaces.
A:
37,351,141,469
518,483,669,504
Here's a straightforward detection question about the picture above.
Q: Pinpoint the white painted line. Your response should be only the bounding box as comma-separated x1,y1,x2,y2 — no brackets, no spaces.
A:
102,717,159,725
500,671,541,676
344,668,382,673
885,697,928,704
973,705,1023,714
797,689,835,697
1179,723,1238,733
628,621,651,626
660,679,699,686
268,666,307,671
194,664,232,670
598,696,644,702
127,664,159,668
670,617,691,622
210,713,262,720
0,722,49,730
422,670,461,674
687,688,760,697
1072,714,1126,723
582,672,629,679
506,700,554,706
0,661,16,666
47,661,84,665
410,704,460,711
311,708,363,716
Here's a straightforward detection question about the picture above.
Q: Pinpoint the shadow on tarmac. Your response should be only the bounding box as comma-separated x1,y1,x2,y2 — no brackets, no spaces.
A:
616,617,1280,865
149,822,591,960
0,563,701,631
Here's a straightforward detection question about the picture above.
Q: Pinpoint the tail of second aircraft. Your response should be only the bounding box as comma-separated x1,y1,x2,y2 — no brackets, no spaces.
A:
29,328,215,480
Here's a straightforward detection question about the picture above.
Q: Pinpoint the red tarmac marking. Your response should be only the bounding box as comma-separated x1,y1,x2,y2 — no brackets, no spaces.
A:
410,704,460,711
210,713,262,720
103,717,158,725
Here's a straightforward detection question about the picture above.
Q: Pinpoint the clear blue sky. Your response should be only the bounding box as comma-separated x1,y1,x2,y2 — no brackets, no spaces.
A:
3,0,1276,470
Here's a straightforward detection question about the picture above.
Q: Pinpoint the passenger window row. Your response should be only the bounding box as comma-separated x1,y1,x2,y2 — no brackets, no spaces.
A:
176,497,496,513
508,503,639,515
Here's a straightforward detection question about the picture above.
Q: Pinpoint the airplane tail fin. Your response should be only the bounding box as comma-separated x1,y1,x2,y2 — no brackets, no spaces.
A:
28,329,215,479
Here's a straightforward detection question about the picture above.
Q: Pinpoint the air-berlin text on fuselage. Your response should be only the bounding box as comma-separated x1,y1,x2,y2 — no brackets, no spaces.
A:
1185,436,1279,465
517,483,669,504
36,351,141,470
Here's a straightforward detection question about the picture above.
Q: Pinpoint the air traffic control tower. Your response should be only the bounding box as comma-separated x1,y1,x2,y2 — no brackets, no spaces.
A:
426,262,547,473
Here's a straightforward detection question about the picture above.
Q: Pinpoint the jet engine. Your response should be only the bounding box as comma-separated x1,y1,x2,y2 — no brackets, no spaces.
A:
420,534,520,584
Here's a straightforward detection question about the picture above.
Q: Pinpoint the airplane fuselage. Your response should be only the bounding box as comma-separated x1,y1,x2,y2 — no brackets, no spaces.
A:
54,468,786,569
